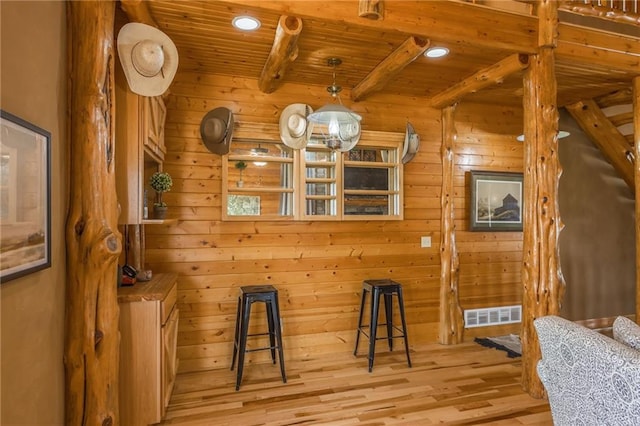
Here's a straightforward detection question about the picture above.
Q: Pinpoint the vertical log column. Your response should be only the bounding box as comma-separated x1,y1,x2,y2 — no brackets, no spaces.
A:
634,76,640,320
65,2,121,425
521,0,565,398
439,105,464,344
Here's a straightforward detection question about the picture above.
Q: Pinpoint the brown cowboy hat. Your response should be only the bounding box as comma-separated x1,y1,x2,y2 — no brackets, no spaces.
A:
200,107,234,155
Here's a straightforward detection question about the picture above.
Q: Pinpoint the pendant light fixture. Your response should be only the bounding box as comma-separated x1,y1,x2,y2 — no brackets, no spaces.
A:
307,58,362,152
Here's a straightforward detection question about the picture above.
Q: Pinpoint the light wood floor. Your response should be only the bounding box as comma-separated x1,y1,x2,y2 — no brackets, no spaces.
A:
161,343,553,425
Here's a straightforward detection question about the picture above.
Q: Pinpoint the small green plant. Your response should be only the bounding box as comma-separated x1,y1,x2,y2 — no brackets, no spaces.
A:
235,161,247,171
149,171,173,207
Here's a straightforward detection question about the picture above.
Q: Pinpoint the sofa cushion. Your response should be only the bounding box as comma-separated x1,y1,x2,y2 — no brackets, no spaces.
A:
613,316,640,351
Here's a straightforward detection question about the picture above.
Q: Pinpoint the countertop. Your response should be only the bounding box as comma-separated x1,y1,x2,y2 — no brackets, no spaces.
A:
117,272,177,303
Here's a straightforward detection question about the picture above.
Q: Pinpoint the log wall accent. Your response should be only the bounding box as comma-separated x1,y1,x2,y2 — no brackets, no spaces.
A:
438,105,464,344
359,0,384,20
258,15,302,94
65,1,121,424
634,76,640,320
146,70,524,374
565,99,635,189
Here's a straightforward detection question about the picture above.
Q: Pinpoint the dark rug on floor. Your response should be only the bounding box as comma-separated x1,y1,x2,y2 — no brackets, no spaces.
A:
474,334,522,358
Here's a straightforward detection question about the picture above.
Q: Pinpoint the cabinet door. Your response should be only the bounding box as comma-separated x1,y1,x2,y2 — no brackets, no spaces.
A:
144,95,167,160
162,306,179,412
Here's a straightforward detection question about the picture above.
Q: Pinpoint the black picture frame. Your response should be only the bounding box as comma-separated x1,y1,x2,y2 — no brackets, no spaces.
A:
469,170,523,232
0,110,51,282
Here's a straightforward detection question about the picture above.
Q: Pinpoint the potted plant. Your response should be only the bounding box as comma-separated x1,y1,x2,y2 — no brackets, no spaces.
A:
235,161,247,187
149,171,173,219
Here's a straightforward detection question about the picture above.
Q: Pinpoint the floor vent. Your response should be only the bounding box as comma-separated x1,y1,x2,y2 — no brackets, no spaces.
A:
464,305,522,328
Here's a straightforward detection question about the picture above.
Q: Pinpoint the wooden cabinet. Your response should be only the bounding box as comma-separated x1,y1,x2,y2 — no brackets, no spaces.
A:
115,55,167,224
118,273,179,425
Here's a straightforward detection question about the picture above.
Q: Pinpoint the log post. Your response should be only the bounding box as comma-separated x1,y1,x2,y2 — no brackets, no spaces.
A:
634,76,640,321
351,36,429,102
359,0,384,20
65,2,122,425
120,0,157,26
439,104,464,344
521,0,565,398
258,15,303,94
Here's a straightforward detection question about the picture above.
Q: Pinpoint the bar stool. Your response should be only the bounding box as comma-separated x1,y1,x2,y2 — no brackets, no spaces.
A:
354,279,411,372
231,285,286,390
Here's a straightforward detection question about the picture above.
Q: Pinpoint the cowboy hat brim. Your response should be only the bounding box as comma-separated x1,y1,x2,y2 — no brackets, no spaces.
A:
279,103,313,150
200,107,234,155
402,122,420,164
117,22,179,97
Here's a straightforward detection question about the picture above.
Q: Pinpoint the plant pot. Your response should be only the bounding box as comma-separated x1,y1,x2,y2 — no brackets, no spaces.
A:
153,205,168,220
236,180,244,188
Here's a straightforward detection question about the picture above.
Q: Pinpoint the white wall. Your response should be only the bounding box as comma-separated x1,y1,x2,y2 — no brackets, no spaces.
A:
0,1,67,424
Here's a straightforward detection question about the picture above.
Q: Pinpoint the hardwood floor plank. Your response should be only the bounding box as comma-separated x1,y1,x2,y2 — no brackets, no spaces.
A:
161,342,552,425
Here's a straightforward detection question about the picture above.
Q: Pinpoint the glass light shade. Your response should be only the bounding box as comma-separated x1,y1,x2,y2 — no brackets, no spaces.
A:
232,16,261,31
307,104,362,152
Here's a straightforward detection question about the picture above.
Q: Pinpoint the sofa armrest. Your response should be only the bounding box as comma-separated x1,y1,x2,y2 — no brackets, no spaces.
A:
613,316,640,351
534,315,640,425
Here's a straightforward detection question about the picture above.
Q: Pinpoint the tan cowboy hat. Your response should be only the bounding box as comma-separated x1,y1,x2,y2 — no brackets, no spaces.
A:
402,122,420,164
117,22,179,97
200,107,234,155
279,104,313,149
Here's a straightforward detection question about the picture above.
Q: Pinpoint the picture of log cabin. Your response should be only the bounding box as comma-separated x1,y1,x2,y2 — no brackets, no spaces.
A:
1,1,639,425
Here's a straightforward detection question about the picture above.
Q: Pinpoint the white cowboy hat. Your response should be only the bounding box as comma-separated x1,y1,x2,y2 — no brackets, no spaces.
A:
200,107,234,155
279,104,313,149
117,22,179,97
402,122,420,164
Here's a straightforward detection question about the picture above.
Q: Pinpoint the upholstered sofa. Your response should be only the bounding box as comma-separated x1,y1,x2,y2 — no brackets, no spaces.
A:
534,315,640,425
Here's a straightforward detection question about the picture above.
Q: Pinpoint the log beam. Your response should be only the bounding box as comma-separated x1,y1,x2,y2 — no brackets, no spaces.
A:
65,1,121,425
359,0,384,20
120,0,158,27
566,99,635,189
633,76,640,320
352,36,429,102
521,0,565,399
258,16,303,94
438,105,464,345
429,54,530,109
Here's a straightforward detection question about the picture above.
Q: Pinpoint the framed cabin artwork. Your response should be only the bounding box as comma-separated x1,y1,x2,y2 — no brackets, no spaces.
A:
469,170,523,232
0,110,51,282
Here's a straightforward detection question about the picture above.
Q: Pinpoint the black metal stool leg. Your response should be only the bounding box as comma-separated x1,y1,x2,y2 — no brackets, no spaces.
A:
354,288,368,356
272,294,286,383
266,300,276,364
397,286,411,368
368,288,381,373
231,295,241,371
235,297,251,391
384,293,394,351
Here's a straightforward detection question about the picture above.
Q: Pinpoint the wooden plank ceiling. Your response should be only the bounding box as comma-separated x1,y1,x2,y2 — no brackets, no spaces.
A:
144,0,640,107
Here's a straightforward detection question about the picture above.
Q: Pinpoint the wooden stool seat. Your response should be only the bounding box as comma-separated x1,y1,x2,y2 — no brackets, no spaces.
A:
354,279,411,372
231,285,286,390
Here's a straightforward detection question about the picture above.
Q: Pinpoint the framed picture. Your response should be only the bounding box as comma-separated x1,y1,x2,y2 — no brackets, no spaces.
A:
469,170,523,232
0,110,51,282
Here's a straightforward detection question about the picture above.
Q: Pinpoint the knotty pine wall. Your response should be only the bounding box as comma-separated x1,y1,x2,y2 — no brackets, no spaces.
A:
146,71,524,374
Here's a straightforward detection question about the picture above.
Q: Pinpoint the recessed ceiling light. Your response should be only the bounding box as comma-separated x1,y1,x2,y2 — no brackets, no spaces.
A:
232,16,261,31
425,47,449,58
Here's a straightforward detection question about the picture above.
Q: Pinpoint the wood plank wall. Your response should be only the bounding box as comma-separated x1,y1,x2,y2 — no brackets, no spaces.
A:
145,71,524,374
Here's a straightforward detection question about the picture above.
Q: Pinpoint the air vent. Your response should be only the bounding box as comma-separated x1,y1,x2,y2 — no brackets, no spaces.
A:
464,305,522,328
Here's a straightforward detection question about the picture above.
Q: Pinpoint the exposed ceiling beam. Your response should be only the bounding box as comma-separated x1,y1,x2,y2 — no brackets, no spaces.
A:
428,53,530,109
214,0,538,53
596,88,633,107
359,0,384,20
566,99,635,189
120,0,158,27
351,36,429,102
258,16,303,94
